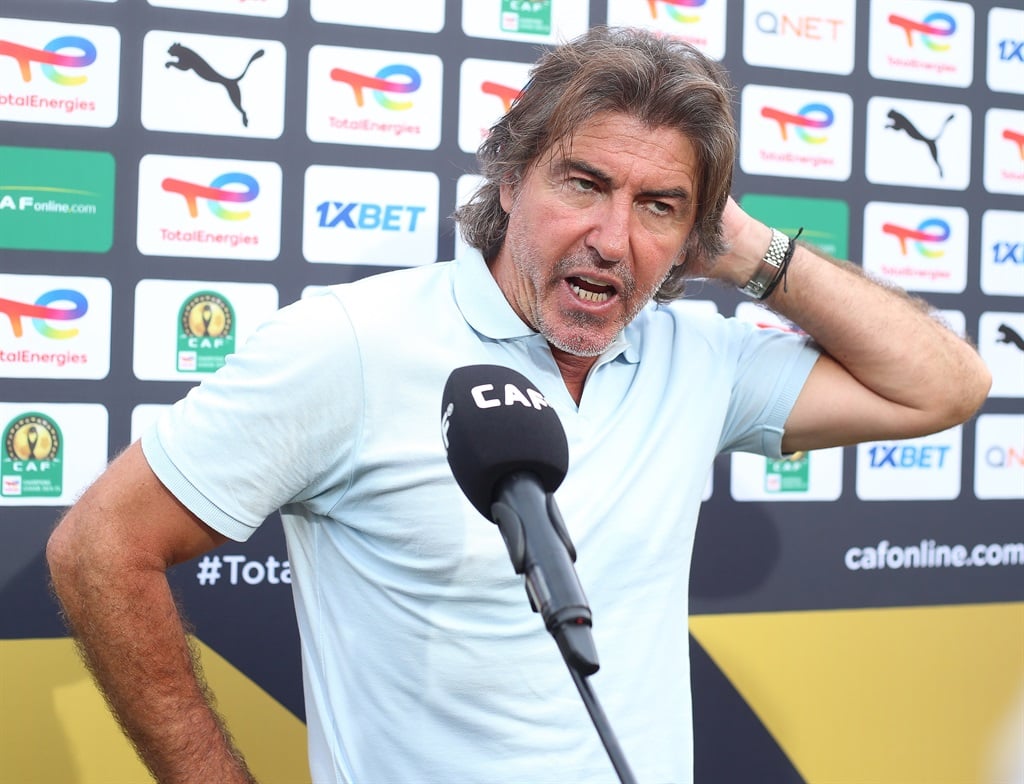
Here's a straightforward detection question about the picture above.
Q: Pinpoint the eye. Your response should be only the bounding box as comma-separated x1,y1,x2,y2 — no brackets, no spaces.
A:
568,176,598,193
644,200,673,216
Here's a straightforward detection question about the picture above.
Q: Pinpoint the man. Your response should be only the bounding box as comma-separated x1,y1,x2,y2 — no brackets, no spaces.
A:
47,27,990,783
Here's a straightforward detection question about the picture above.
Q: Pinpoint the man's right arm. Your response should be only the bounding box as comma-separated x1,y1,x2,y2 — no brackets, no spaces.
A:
46,441,256,784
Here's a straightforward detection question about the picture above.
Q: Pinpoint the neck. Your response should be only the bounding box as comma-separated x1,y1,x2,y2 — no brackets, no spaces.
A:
549,346,598,405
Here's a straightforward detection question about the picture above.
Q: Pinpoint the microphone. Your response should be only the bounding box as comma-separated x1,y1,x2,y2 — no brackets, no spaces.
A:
441,364,599,675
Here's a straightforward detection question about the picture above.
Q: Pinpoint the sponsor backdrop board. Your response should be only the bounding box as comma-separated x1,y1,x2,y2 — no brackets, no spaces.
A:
1,1,1021,782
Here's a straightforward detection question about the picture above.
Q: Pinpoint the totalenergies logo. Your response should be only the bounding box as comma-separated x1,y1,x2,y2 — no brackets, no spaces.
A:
760,102,833,143
0,289,88,339
887,12,956,51
0,36,96,85
882,218,950,258
480,81,521,113
647,0,706,23
161,173,259,220
330,64,421,110
1002,128,1024,160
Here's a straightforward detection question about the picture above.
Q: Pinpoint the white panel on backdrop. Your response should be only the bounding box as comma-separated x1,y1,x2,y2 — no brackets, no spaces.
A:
454,174,484,263
302,165,439,267
140,31,286,139
457,58,533,155
130,404,170,444
974,414,1024,500
606,0,727,60
868,0,974,87
743,0,856,75
856,427,963,501
0,402,108,507
980,209,1024,297
978,312,1024,399
136,155,283,261
0,274,112,380
0,17,120,127
132,279,279,381
983,107,1024,197
310,0,444,32
306,45,442,150
864,97,971,191
861,201,969,294
986,7,1024,95
462,1,589,44
147,0,287,17
739,84,853,182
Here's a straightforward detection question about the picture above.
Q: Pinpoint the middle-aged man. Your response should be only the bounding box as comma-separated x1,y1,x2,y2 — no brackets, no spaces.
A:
47,26,991,784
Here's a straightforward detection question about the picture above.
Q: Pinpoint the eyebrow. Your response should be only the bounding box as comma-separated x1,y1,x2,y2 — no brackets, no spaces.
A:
555,157,692,202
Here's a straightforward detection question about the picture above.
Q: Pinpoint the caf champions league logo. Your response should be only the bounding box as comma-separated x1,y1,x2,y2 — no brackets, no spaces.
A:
2,413,63,498
177,290,235,373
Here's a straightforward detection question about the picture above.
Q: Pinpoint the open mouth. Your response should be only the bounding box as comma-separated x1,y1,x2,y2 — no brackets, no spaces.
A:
568,275,615,303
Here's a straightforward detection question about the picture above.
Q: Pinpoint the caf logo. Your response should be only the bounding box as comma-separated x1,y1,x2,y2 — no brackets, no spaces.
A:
2,413,63,498
177,290,235,373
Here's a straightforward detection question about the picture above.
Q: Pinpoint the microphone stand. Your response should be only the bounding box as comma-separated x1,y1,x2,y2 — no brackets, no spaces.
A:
491,478,638,784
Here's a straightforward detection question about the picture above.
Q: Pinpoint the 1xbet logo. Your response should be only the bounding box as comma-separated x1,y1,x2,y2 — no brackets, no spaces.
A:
0,289,88,339
162,173,259,219
330,64,420,109
761,102,833,143
0,36,95,84
888,11,956,50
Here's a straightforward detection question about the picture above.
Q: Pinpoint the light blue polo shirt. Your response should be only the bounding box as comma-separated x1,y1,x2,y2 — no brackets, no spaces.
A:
144,253,819,783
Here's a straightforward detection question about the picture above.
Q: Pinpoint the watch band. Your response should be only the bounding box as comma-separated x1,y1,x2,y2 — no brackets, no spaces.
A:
740,227,790,299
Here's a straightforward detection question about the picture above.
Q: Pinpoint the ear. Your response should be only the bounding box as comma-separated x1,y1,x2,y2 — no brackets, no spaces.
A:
499,180,515,214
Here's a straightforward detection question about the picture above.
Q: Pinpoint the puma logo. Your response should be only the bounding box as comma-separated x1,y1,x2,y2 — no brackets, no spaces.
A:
997,324,1024,353
885,109,955,178
165,43,265,127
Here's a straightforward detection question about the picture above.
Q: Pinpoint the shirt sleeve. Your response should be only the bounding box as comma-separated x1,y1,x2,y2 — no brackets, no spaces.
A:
141,290,365,542
716,319,821,458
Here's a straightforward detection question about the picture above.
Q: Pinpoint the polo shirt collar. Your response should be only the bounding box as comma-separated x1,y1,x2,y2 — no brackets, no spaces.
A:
452,252,639,364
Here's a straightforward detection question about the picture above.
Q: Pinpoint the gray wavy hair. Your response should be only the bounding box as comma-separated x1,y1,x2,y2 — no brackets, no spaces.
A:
453,26,737,303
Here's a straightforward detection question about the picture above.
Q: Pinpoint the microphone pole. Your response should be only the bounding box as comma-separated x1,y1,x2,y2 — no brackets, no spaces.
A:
441,364,638,783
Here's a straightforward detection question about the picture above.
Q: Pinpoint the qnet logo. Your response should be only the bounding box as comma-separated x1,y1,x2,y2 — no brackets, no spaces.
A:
137,155,282,261
869,0,973,87
0,18,119,127
742,0,856,75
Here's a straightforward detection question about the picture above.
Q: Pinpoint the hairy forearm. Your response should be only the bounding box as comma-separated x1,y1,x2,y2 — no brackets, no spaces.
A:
48,526,255,784
766,243,989,424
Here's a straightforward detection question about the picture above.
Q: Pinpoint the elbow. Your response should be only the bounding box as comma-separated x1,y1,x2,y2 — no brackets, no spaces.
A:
936,360,992,431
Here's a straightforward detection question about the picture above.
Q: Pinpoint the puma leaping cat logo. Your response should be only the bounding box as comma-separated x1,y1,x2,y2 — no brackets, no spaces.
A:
885,109,955,178
165,43,265,127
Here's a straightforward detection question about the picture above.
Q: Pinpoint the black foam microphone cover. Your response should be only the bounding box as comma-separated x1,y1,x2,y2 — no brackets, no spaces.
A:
441,364,568,518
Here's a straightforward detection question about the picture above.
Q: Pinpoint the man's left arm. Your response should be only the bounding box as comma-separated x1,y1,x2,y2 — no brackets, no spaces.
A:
712,198,992,454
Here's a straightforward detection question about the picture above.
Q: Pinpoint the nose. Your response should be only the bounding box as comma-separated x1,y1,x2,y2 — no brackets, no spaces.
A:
585,195,632,264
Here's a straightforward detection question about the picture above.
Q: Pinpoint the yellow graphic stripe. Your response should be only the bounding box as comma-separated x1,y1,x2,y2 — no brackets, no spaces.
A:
690,602,1024,784
0,637,310,783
